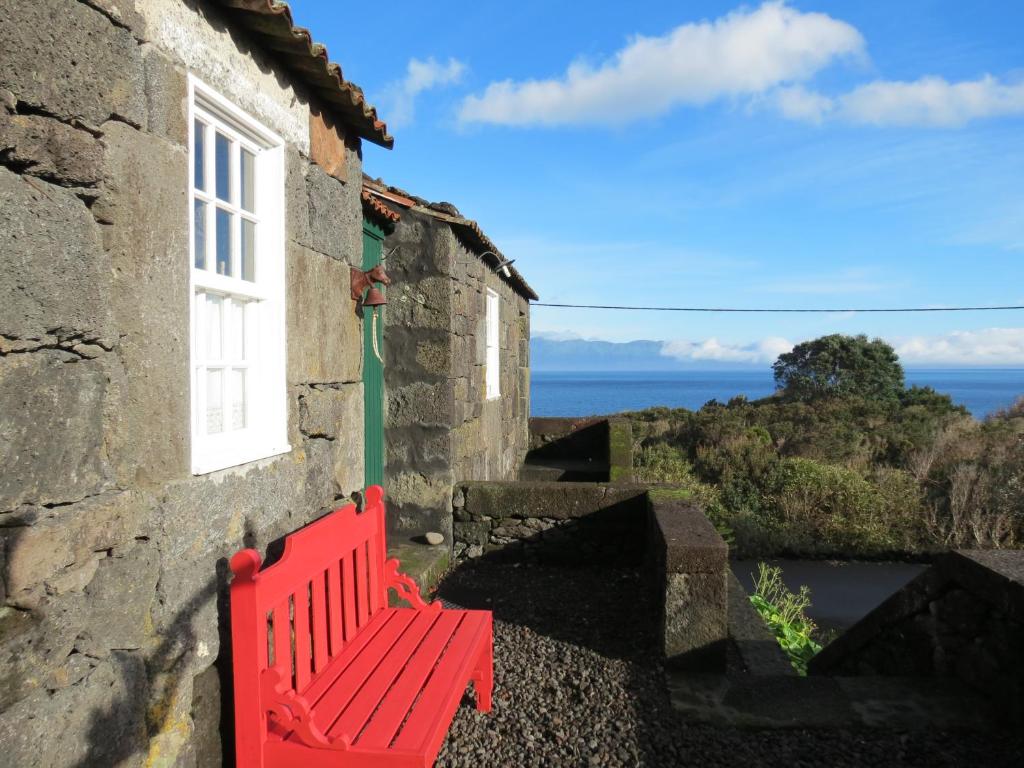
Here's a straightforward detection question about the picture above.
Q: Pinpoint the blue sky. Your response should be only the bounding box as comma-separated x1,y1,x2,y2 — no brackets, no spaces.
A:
291,0,1024,366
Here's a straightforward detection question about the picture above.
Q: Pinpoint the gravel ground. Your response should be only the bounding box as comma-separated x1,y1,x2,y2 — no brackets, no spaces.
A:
434,561,1023,768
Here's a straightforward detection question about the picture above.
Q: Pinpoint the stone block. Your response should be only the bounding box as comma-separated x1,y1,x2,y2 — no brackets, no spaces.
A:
387,471,454,514
3,491,152,604
663,571,728,661
82,0,147,34
142,43,187,143
454,521,491,547
0,112,105,185
0,167,113,344
387,381,454,428
95,120,191,487
0,653,148,767
285,147,312,246
190,664,225,768
415,338,452,376
299,383,362,440
461,481,647,521
0,351,109,511
287,243,362,384
77,542,160,658
305,163,361,264
0,0,146,127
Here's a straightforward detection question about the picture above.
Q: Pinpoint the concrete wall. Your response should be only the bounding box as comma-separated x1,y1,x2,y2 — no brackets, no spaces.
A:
0,1,367,764
384,208,530,542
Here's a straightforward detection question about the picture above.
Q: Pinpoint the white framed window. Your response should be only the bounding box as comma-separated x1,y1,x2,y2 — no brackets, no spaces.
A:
188,75,288,474
485,289,501,400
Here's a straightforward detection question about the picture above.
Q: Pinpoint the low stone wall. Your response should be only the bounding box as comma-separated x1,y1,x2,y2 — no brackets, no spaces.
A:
649,490,729,666
810,549,1024,725
452,481,731,665
524,416,634,482
452,481,649,566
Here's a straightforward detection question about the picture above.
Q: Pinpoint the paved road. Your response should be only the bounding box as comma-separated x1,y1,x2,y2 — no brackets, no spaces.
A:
732,559,928,633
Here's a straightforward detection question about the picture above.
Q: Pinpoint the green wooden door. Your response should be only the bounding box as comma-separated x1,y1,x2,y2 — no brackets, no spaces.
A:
362,221,386,487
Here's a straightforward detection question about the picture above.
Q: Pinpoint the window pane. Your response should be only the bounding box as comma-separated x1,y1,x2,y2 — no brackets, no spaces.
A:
205,293,222,360
216,208,232,276
241,219,255,282
228,298,245,360
215,132,231,201
194,199,207,269
231,368,247,430
193,120,206,190
241,148,255,212
206,368,224,434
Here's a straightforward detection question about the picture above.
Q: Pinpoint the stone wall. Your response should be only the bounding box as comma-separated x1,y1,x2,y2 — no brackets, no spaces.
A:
452,481,650,565
384,208,530,543
523,416,634,482
0,1,368,764
648,490,729,667
810,550,1024,725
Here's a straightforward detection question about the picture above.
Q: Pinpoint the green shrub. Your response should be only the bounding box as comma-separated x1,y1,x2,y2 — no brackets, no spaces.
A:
749,563,822,675
635,444,734,545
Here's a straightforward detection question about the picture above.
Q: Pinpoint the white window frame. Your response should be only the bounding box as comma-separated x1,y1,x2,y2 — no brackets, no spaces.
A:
187,75,289,474
485,289,501,400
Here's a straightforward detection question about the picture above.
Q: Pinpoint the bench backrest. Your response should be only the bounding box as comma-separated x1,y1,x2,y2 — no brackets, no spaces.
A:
230,485,389,717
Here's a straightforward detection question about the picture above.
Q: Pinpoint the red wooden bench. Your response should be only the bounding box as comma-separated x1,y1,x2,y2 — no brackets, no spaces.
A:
229,485,493,767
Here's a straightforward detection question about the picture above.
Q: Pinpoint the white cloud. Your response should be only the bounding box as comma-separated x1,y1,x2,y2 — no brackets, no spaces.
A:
657,329,1024,367
458,2,863,126
383,57,466,126
661,336,793,364
895,328,1024,366
840,75,1024,127
774,75,1024,127
773,84,834,123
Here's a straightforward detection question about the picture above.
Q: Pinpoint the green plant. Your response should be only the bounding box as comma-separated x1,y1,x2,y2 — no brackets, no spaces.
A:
749,563,822,675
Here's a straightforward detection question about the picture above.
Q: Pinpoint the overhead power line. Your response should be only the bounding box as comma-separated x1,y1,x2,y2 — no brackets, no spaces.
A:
533,303,1024,313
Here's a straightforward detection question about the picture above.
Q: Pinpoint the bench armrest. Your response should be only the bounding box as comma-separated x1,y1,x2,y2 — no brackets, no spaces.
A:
261,668,351,751
384,558,442,612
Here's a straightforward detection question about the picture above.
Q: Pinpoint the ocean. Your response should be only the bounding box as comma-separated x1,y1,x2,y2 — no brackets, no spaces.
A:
531,369,1024,419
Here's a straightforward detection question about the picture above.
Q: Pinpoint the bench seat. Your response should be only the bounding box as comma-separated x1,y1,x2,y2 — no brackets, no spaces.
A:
268,607,491,764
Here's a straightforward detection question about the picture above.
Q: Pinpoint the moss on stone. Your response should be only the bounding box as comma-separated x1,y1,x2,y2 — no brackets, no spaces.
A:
607,419,634,483
388,542,451,604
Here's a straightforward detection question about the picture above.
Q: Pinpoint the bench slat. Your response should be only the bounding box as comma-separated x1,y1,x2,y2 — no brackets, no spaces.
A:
293,581,313,691
311,570,329,674
327,562,344,658
367,534,381,617
309,609,419,732
391,611,489,753
354,611,465,750
342,551,357,643
326,610,442,741
301,608,398,706
272,601,290,682
355,542,369,629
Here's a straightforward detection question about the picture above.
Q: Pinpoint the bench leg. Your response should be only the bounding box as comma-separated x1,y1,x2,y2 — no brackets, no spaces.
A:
472,619,493,713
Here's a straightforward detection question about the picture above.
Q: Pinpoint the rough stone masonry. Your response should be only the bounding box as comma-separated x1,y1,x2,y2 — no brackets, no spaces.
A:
0,1,371,764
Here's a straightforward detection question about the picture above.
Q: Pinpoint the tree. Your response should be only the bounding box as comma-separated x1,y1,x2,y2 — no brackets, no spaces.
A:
772,334,905,403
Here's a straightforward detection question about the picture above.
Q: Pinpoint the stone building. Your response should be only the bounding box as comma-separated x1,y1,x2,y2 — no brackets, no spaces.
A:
0,0,399,764
361,178,537,543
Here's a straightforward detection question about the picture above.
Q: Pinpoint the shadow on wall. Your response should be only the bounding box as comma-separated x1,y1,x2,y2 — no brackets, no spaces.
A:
70,520,277,768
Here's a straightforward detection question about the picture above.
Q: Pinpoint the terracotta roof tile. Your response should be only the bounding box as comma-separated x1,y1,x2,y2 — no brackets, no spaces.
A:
362,176,539,301
213,0,393,148
361,188,401,223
